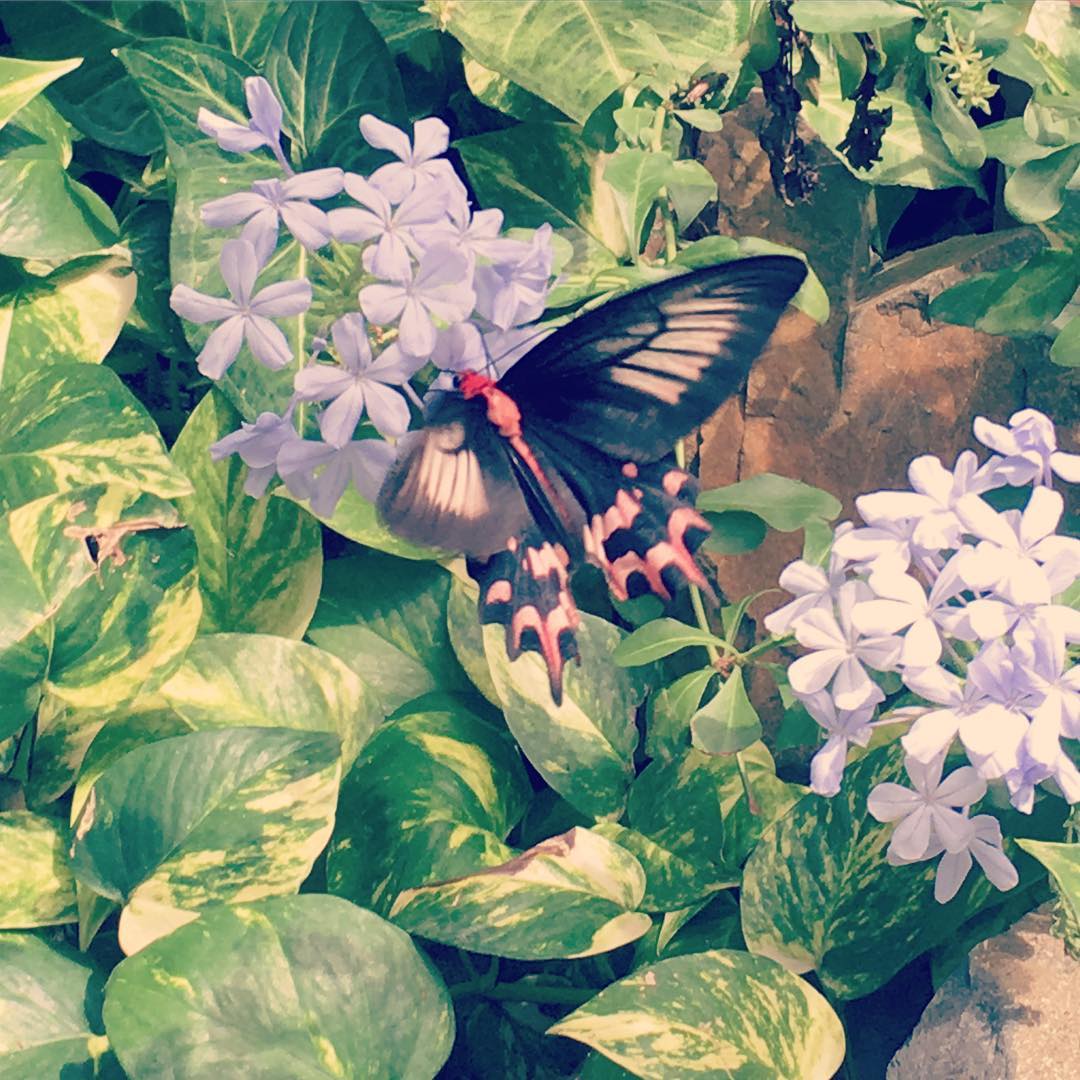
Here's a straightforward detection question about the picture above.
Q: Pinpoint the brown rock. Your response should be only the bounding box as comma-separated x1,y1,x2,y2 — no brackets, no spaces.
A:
887,908,1080,1080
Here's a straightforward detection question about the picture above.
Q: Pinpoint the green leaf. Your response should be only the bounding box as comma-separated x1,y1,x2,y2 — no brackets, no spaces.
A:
456,122,627,271
0,364,192,511
929,249,1080,335
739,744,1050,998
159,634,380,769
603,148,670,251
436,0,751,124
0,159,118,262
118,37,256,150
645,667,715,761
0,933,113,1078
483,611,646,818
691,669,763,754
789,0,919,31
0,811,76,927
326,699,530,915
802,59,981,191
71,726,341,954
307,549,471,714
614,617,725,666
45,516,200,714
446,574,502,705
390,826,652,960
593,822,726,912
1005,145,1080,223
175,1,290,66
0,2,181,154
1015,839,1080,953
629,744,800,886
665,158,718,231
982,118,1061,168
1051,315,1080,366
927,58,986,171
673,108,725,132
0,56,83,129
549,949,845,1079
102,895,454,1079
697,473,841,531
701,510,769,554
0,91,75,166
0,253,137,389
463,55,569,123
265,3,407,172
172,391,323,638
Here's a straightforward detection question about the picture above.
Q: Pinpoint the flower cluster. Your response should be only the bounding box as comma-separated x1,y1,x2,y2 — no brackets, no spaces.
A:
170,77,556,517
768,409,1080,902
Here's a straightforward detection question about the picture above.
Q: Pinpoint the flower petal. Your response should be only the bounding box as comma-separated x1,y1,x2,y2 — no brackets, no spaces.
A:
318,385,367,447
196,317,245,379
411,116,450,162
250,279,312,318
360,282,407,325
933,849,972,903
359,380,410,439
283,167,344,200
359,114,412,160
280,201,333,250
867,782,922,822
170,284,238,324
197,108,267,152
201,191,267,227
244,315,294,370
245,76,283,142
219,238,260,305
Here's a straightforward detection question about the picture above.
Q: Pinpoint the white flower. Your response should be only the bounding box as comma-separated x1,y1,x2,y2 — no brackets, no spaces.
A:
975,408,1080,487
868,755,985,860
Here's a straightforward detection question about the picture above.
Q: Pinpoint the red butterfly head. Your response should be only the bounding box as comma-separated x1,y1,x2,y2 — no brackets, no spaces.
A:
454,370,496,398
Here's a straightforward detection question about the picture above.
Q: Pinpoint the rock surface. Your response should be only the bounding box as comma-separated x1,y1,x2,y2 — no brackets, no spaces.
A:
887,909,1080,1080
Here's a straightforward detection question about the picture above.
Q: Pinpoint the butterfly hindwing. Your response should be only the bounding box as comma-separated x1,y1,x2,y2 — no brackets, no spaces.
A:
468,527,581,705
375,392,530,558
500,255,807,460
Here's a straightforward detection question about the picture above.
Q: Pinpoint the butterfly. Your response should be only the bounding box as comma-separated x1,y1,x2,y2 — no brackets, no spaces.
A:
377,254,808,704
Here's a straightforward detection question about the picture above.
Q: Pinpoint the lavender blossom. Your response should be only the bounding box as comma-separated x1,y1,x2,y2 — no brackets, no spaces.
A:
210,409,301,497
801,690,875,797
360,244,476,357
201,169,344,260
975,408,1080,487
764,523,854,636
867,755,985,860
169,239,311,378
359,114,457,203
474,224,555,330
277,437,396,518
293,314,418,445
198,77,291,174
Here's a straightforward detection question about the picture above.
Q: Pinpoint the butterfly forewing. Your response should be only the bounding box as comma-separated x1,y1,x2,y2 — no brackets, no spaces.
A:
376,393,530,558
500,255,807,460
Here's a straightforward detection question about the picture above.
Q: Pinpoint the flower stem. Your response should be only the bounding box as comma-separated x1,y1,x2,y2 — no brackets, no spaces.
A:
295,246,307,433
676,437,720,665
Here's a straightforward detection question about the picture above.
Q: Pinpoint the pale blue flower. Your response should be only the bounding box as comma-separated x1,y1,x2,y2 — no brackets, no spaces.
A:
765,523,855,636
852,553,974,668
329,174,449,281
801,690,875,797
197,77,291,174
359,114,456,203
1013,623,1080,766
201,169,344,259
169,239,311,378
210,408,301,497
360,245,476,357
957,486,1080,597
904,814,1018,903
867,754,984,860
277,437,396,517
474,224,554,330
1005,745,1080,813
901,641,1031,778
788,581,899,711
975,408,1080,487
855,450,1000,554
293,314,418,445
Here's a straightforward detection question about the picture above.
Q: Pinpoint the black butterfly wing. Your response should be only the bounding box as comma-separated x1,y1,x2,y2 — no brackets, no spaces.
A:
499,254,807,461
376,392,531,559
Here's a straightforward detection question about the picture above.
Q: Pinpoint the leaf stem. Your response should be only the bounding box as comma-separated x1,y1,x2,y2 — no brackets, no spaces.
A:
295,246,307,433
676,437,720,665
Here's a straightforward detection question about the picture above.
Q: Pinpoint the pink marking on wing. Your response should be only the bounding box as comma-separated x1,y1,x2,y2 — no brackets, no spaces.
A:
662,469,689,497
485,580,512,605
621,462,639,479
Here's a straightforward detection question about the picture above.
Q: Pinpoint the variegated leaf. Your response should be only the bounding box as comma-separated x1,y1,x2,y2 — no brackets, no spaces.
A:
446,573,501,705
0,811,76,927
171,390,322,638
70,727,341,954
1016,839,1080,953
0,933,114,1077
390,826,652,960
549,949,845,1079
1,251,137,390
0,364,191,510
740,744,1031,998
159,633,380,769
102,896,454,1079
483,610,647,819
627,743,801,889
307,550,472,715
0,56,83,128
326,697,530,915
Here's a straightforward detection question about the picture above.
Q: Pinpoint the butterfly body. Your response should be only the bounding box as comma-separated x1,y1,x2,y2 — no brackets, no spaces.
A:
377,255,809,703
